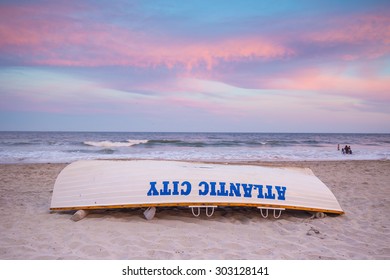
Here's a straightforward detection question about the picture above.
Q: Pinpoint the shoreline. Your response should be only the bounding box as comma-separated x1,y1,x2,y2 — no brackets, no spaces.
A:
1,158,389,165
0,160,389,259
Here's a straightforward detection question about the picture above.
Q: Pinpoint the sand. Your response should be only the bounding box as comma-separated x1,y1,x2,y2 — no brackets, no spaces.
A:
0,160,389,260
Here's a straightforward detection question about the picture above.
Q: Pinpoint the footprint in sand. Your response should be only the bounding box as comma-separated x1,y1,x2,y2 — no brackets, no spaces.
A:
306,227,325,239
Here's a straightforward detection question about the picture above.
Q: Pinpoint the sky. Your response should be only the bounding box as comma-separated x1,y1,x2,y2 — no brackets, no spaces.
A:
0,0,389,133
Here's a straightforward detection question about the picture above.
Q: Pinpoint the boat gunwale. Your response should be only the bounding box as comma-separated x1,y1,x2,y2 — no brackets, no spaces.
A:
50,202,344,215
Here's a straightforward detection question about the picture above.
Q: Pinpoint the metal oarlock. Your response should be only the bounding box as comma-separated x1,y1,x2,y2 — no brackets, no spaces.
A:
273,209,283,219
189,206,218,217
190,206,201,217
257,207,285,219
260,208,269,218
205,206,215,217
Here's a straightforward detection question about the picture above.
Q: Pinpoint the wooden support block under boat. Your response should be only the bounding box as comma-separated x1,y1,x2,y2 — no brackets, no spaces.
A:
71,209,89,222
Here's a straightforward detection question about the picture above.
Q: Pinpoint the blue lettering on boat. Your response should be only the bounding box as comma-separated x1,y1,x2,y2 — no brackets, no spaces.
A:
146,181,287,200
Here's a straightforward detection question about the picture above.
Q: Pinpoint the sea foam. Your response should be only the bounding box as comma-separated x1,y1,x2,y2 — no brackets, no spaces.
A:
83,140,148,148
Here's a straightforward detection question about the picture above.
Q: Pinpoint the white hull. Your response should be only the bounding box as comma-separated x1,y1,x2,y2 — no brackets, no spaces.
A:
50,160,344,214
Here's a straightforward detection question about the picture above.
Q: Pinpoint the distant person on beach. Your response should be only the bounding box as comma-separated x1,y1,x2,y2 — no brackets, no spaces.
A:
342,145,352,154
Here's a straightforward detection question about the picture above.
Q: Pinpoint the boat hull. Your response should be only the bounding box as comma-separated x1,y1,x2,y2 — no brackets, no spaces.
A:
50,160,344,214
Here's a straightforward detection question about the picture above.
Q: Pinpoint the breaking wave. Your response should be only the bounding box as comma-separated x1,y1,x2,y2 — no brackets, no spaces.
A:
83,139,148,148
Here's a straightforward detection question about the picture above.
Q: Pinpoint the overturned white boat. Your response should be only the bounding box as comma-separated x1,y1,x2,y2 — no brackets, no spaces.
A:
50,160,344,219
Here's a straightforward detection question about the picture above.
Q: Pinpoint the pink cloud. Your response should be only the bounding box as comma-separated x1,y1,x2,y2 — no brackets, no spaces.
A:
16,30,293,69
2,3,388,72
262,67,390,105
2,3,389,69
307,14,390,43
0,3,293,69
304,14,390,60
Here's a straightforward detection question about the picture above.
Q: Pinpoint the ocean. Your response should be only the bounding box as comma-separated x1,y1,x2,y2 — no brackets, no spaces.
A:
0,131,389,163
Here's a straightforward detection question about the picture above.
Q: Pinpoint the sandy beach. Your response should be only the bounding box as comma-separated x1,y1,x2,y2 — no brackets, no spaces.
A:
0,160,389,260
